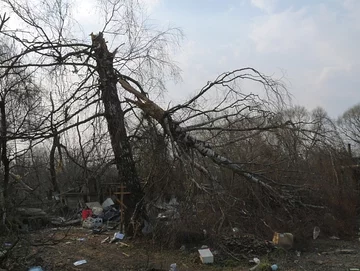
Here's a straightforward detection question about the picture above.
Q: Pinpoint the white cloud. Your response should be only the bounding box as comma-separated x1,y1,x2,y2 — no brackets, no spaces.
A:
250,8,315,53
250,0,278,13
247,2,360,116
317,65,352,85
142,0,161,12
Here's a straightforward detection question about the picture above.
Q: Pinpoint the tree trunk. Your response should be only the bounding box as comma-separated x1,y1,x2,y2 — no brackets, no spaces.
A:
91,33,143,230
49,134,60,199
0,100,10,223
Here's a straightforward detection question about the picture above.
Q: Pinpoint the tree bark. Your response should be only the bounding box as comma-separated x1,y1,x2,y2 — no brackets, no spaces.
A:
49,134,60,199
91,33,143,230
0,100,10,222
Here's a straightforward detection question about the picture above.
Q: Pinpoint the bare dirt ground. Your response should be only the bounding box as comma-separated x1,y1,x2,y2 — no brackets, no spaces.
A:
1,227,360,270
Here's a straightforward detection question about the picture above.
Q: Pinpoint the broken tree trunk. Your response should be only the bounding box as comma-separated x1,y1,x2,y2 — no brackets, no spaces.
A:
118,78,283,199
91,33,143,230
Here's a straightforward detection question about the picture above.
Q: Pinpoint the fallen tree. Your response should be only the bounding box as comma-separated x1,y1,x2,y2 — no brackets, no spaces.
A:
90,34,343,240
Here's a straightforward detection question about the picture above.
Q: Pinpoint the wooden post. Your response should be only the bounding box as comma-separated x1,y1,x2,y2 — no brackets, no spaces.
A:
114,184,131,232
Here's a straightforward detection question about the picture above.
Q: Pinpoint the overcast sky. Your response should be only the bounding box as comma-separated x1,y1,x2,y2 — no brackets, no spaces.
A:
140,0,359,118
4,0,358,118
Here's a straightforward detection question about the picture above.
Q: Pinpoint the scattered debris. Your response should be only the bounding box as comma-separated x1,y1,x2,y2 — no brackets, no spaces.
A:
329,236,340,240
81,208,93,220
249,258,261,271
86,202,103,216
103,206,121,222
154,196,180,221
4,242,11,247
73,259,87,266
313,226,320,240
114,232,125,239
122,252,130,257
296,251,301,257
271,264,279,271
101,237,110,243
86,201,102,209
118,242,129,247
198,248,214,264
77,238,86,242
169,263,177,271
92,207,103,216
110,232,125,243
102,198,115,208
249,258,260,264
272,232,294,249
82,217,103,229
349,268,360,271
28,267,44,271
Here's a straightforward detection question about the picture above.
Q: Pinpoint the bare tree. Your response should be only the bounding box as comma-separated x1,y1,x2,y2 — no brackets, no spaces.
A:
0,40,44,225
338,103,360,154
0,0,182,229
0,0,355,244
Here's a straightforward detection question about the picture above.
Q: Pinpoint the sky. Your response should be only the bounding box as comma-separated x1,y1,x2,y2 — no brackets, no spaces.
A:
141,0,360,118
2,0,359,118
